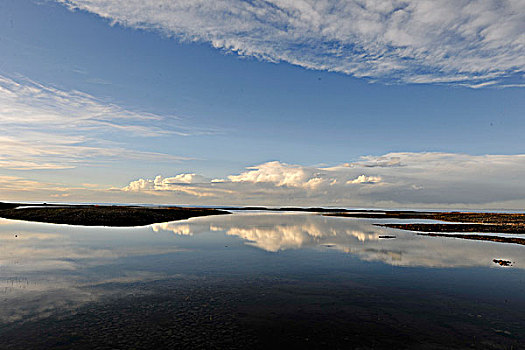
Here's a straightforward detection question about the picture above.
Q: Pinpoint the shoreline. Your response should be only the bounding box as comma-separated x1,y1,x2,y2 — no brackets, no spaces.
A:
0,203,230,227
375,223,525,234
326,210,525,232
416,232,525,246
2,203,525,233
327,210,525,245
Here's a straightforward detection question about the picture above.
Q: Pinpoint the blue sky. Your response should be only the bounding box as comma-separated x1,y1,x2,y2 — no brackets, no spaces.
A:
1,0,524,208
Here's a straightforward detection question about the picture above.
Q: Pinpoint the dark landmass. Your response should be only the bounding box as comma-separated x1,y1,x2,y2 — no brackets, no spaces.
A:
0,202,229,227
416,232,525,246
376,223,525,234
3,202,525,234
326,210,525,224
328,210,525,235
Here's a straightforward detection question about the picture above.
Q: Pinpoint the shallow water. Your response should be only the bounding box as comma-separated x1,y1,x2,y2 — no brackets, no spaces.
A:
1,212,524,349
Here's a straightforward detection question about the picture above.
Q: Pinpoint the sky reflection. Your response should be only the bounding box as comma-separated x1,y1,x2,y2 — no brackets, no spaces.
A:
0,213,523,324
152,213,524,269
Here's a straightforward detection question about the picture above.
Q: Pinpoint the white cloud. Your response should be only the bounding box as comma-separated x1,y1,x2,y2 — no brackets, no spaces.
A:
0,175,89,200
0,75,195,170
0,75,177,137
346,175,382,184
122,174,234,197
0,175,50,191
57,0,525,86
227,161,327,189
123,174,208,191
3,152,525,208
151,223,193,236
119,152,525,208
162,173,208,184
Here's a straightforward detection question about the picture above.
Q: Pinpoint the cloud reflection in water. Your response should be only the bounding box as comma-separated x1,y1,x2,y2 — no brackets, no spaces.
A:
152,213,524,269
0,213,522,325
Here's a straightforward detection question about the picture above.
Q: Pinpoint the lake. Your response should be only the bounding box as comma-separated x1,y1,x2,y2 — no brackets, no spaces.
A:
1,212,524,349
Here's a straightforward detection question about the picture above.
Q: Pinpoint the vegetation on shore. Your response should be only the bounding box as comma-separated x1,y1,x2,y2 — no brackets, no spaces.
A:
327,210,525,245
325,210,525,225
375,223,525,234
417,232,525,246
0,203,229,227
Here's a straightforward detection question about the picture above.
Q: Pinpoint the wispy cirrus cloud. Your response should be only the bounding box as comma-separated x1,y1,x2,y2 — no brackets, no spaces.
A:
0,75,179,137
0,175,86,200
57,0,525,86
0,75,200,170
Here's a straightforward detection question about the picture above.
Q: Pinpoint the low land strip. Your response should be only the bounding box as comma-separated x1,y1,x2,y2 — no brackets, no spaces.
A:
0,203,229,227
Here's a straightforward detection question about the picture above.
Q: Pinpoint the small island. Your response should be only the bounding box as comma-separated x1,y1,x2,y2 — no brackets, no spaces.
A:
0,202,229,227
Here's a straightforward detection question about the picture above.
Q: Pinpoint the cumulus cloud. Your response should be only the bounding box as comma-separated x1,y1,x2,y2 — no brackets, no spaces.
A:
120,152,525,208
122,174,234,197
57,0,525,86
227,161,327,189
346,175,382,184
5,152,524,208
0,75,196,170
124,174,208,191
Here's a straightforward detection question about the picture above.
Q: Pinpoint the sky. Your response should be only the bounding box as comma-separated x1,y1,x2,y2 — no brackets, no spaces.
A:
0,0,524,208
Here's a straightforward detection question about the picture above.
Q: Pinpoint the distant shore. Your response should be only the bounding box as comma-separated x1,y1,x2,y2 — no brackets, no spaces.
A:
326,210,525,245
0,203,229,227
2,203,525,238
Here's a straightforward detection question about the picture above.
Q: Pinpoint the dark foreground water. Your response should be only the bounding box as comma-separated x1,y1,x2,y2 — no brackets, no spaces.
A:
0,212,524,349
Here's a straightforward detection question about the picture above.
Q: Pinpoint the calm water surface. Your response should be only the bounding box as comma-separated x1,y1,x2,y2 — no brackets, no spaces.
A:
1,212,524,349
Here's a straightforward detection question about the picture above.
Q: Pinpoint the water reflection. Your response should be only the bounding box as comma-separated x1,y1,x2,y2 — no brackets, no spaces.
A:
152,212,524,269
0,219,182,323
0,213,523,325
